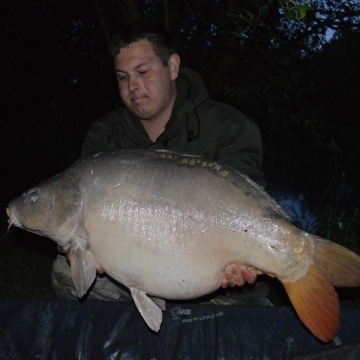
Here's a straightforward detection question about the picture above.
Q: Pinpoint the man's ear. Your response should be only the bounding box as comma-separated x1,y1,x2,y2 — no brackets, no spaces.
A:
168,53,181,80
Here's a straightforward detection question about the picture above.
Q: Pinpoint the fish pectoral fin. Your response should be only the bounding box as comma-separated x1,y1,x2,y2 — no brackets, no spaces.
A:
283,265,339,342
69,237,97,298
130,288,164,332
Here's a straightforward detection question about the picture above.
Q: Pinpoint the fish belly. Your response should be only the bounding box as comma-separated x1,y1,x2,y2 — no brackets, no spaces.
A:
85,216,249,299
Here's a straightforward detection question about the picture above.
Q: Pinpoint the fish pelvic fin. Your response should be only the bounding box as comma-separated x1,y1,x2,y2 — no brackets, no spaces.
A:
283,265,340,342
130,288,164,332
313,236,360,287
149,296,166,311
69,237,97,298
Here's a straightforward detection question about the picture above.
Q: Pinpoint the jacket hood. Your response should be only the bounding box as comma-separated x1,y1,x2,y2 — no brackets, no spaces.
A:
177,68,209,110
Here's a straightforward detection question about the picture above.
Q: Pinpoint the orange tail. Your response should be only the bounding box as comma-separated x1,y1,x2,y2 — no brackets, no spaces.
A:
283,265,339,342
313,236,360,287
283,237,360,342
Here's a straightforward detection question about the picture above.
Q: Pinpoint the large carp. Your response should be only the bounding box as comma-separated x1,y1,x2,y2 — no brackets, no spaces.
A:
6,149,360,342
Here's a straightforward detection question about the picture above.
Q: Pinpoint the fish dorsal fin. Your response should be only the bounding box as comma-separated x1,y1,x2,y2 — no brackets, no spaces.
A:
69,237,97,298
130,288,164,332
283,265,340,342
151,150,290,221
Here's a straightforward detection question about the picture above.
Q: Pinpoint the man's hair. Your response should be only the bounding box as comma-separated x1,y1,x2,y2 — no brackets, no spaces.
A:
110,21,177,66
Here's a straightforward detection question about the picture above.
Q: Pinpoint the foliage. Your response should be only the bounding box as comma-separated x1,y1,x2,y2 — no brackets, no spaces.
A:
280,0,313,19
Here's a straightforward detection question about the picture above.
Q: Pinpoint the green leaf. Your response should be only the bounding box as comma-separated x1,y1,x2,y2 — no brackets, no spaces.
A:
298,5,310,18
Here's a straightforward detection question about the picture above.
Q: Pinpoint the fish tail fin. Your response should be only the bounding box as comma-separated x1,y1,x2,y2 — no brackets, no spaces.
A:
283,265,339,342
313,236,360,287
283,237,360,342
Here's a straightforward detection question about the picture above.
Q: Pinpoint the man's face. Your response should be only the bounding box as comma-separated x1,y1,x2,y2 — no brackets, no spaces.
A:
114,39,180,122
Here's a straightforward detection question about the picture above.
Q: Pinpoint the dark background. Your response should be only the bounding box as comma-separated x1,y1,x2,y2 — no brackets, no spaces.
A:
1,0,360,302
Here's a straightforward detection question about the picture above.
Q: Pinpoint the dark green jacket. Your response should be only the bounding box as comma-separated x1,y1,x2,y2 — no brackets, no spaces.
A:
81,68,266,188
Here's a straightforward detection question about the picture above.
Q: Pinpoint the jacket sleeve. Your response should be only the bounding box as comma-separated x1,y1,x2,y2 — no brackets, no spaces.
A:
215,116,266,189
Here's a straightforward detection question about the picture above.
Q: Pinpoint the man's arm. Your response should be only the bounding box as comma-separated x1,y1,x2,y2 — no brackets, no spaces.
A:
215,117,266,188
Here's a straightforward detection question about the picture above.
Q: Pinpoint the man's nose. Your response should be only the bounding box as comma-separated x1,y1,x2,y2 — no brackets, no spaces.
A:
128,75,140,92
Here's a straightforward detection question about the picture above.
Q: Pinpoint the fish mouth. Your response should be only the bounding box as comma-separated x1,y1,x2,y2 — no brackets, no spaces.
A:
6,205,22,231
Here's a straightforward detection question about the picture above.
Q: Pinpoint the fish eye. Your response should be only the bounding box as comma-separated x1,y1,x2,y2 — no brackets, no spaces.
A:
27,191,39,203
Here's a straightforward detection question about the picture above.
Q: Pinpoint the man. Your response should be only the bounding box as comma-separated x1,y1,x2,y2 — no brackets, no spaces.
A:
52,21,271,304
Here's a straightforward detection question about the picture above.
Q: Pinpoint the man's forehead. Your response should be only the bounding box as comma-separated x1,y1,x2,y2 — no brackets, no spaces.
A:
114,39,159,69
118,39,156,57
